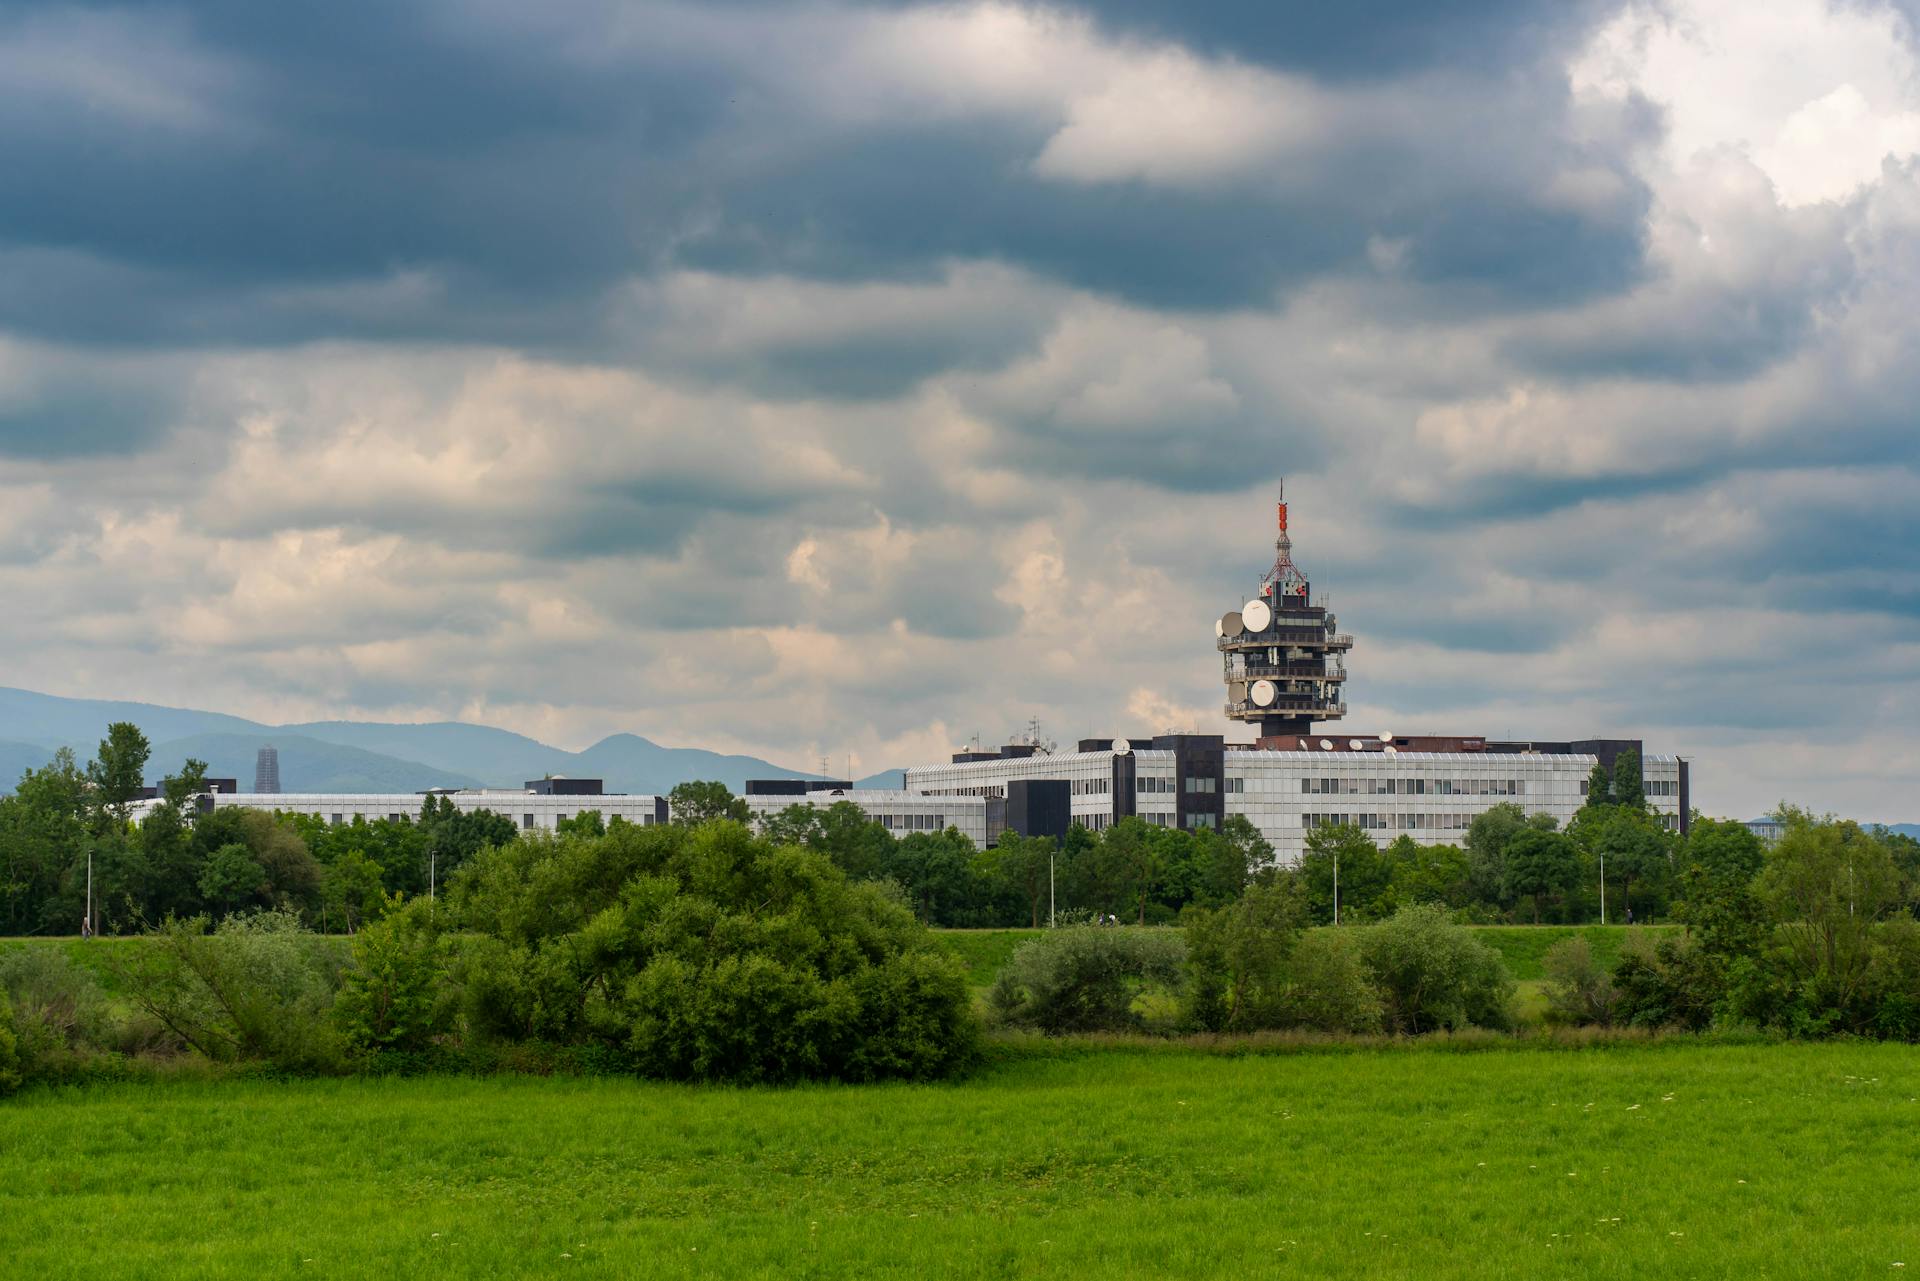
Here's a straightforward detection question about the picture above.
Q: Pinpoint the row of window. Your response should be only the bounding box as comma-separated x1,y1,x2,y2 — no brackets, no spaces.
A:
1298,777,1526,796
1136,776,1218,794
1644,781,1677,796
1072,778,1111,795
879,813,948,831
1304,812,1484,832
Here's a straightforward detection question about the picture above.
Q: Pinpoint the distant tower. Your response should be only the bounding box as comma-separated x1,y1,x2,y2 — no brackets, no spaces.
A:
254,745,281,794
1217,482,1353,741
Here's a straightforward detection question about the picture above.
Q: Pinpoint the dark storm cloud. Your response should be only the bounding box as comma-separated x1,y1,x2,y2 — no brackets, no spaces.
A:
0,0,1653,375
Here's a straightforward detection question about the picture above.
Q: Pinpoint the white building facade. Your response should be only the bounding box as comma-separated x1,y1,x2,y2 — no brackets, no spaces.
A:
743,789,999,848
207,788,666,832
906,736,1686,865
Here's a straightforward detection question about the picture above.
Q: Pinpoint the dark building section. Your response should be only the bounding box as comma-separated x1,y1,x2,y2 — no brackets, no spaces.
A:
527,777,604,796
1110,749,1137,821
137,778,238,800
1006,779,1071,842
1159,734,1225,832
744,778,854,796
1678,760,1690,835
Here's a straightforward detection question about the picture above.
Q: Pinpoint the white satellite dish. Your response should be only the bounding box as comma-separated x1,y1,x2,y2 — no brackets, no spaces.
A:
1250,680,1276,708
1220,610,1243,636
1242,598,1273,632
1384,745,1398,756
1214,618,1224,638
1113,738,1132,755
1378,732,1393,743
1348,739,1364,751
1319,739,1334,750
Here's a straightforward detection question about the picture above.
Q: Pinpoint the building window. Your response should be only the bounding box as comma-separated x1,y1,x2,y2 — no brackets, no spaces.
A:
330,813,343,826
523,813,536,830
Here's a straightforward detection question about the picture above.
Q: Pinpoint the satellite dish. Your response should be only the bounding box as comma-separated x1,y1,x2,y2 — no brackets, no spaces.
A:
1250,680,1276,707
1348,739,1364,751
1319,739,1334,750
1384,745,1398,756
1214,618,1224,638
1378,732,1393,743
1220,610,1243,636
1113,738,1131,755
1242,598,1273,632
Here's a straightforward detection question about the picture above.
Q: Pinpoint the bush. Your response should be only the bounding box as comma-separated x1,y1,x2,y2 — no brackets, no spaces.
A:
0,993,20,1096
1613,933,1723,1032
1281,930,1384,1034
1360,905,1515,1033
988,926,1186,1034
450,821,978,1083
1183,883,1303,1032
119,911,347,1072
335,896,454,1055
1541,937,1619,1027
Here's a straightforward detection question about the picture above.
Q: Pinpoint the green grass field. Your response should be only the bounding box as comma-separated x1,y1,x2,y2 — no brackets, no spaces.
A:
4,1041,1916,1279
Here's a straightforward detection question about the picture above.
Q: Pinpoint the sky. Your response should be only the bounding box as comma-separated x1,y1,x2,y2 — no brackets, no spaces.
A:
1,0,1917,822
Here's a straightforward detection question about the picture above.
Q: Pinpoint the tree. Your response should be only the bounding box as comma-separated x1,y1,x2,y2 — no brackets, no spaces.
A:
1464,803,1540,910
86,722,150,827
323,848,389,933
1756,810,1900,1015
988,926,1186,1034
1300,823,1389,924
1501,828,1579,922
1581,806,1669,921
198,842,268,916
137,758,211,920
0,749,91,934
1183,880,1305,1032
982,832,1053,928
1585,761,1612,808
450,820,977,1082
667,781,750,826
1610,748,1645,812
1384,837,1471,910
890,828,984,925
1360,904,1514,1033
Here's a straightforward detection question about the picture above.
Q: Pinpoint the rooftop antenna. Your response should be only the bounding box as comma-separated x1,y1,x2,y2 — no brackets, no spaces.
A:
1262,477,1308,601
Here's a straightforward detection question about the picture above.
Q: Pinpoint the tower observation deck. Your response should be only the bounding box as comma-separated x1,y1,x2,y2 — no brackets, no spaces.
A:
1217,483,1354,740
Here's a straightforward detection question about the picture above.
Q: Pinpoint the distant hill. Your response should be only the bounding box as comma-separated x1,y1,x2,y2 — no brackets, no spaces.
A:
1886,823,1920,840
147,734,483,795
0,685,856,797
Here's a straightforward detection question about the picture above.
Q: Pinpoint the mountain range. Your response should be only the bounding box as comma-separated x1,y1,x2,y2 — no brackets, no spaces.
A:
0,686,901,796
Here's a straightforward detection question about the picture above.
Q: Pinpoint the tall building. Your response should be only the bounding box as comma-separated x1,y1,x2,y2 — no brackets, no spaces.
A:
253,745,281,794
1218,482,1353,740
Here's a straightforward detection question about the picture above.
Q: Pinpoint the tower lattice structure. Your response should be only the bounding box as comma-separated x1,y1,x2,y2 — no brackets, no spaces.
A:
1216,482,1353,741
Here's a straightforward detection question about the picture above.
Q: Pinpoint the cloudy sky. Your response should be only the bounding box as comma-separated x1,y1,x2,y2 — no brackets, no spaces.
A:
2,0,1917,821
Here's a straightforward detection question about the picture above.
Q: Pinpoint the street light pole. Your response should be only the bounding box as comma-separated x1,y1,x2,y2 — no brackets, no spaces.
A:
1600,851,1606,926
84,846,93,939
1048,848,1055,927
1333,849,1340,926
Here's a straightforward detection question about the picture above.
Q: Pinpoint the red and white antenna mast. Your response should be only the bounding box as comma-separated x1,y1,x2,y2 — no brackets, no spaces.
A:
1261,478,1308,599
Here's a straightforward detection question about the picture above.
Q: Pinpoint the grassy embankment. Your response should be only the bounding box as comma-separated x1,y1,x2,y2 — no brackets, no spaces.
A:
933,924,1678,988
2,1042,1915,1279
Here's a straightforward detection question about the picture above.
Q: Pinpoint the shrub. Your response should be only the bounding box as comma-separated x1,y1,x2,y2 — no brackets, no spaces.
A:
1280,929,1384,1034
1360,904,1515,1033
1541,937,1619,1027
0,993,20,1096
119,911,347,1072
988,926,1186,1034
335,896,454,1055
1183,882,1304,1032
450,821,977,1083
1613,933,1723,1032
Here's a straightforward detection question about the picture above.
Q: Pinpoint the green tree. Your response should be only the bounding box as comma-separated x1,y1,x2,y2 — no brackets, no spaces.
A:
334,896,451,1054
1581,806,1669,921
1183,880,1305,1031
86,722,150,828
667,781,750,826
1360,904,1514,1033
1755,809,1900,1017
1300,823,1389,924
1501,828,1578,922
1585,761,1613,808
1610,748,1645,812
988,926,1185,1034
890,828,984,925
1384,836,1471,910
323,848,389,933
198,842,268,916
981,832,1053,928
0,749,91,933
1464,803,1548,910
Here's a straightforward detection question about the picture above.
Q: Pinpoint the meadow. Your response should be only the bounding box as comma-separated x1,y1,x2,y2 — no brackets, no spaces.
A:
3,1040,1916,1279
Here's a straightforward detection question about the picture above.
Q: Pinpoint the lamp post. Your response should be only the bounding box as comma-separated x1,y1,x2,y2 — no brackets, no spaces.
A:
84,846,93,939
1048,847,1055,927
1333,848,1340,926
1600,850,1606,926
